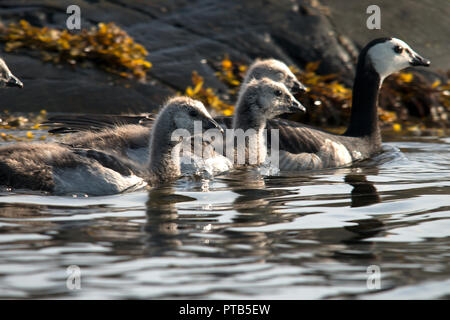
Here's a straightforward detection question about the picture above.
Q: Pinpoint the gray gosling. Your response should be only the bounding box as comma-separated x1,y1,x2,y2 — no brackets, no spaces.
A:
44,59,307,172
0,97,221,195
242,58,306,94
43,58,306,135
176,76,306,174
221,77,305,166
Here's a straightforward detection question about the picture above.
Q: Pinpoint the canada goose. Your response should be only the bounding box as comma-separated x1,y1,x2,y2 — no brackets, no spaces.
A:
0,97,221,195
0,57,23,88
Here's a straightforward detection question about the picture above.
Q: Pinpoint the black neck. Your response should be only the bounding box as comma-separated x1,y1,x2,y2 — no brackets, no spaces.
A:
344,63,382,146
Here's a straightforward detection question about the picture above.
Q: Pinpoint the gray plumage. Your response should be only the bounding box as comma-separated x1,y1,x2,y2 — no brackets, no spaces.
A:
43,64,307,171
242,58,306,94
0,97,220,194
228,77,305,166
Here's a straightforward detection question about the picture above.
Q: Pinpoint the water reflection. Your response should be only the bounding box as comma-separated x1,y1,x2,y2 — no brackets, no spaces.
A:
144,186,193,255
344,174,381,208
0,138,449,299
140,169,386,262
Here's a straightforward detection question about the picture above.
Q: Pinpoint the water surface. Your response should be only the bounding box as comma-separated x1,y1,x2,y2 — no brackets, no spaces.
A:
0,134,449,299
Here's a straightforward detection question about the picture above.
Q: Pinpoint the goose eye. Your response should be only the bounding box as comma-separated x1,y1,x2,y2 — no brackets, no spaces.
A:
393,45,404,54
189,110,198,117
274,89,283,97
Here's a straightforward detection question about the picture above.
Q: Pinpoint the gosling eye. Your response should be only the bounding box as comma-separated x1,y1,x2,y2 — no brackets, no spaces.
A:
393,45,404,54
189,110,198,117
274,89,283,97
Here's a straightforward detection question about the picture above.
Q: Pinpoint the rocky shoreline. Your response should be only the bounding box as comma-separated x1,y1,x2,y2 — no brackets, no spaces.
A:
0,0,447,128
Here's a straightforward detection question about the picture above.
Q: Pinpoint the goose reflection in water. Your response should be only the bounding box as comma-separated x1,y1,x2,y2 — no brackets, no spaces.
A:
143,187,190,255
141,167,386,262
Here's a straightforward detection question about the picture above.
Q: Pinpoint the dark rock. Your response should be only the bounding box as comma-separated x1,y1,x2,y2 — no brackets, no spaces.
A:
0,0,445,114
320,0,449,71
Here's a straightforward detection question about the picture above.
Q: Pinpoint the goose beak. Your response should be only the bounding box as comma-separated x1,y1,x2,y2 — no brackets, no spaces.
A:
6,75,23,88
288,100,306,113
292,80,307,94
410,53,430,67
204,118,224,133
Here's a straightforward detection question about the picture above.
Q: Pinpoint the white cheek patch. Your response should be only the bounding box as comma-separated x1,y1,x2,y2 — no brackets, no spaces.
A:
368,39,413,81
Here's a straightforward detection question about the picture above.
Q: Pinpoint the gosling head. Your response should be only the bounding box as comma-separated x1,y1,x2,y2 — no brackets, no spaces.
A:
159,96,222,135
0,58,23,88
235,78,305,128
364,37,430,81
244,59,307,94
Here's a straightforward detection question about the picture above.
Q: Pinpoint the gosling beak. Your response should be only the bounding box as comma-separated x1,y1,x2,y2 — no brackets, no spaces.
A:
288,99,306,113
6,75,23,88
292,80,307,94
204,118,224,133
410,53,431,67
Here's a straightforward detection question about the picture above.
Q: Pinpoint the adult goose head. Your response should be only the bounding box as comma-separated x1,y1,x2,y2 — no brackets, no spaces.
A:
367,38,430,81
0,57,23,88
243,59,307,94
345,37,430,143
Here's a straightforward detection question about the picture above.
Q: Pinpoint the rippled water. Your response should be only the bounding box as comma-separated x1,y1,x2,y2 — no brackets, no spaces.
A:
0,134,449,299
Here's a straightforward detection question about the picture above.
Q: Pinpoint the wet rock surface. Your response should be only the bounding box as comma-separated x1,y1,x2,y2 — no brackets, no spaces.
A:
0,0,447,114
